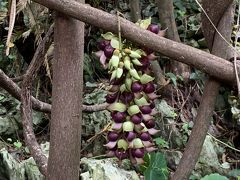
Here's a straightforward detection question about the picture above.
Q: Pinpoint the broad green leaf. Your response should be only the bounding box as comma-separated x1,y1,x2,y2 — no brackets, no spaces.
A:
201,174,228,180
144,152,168,180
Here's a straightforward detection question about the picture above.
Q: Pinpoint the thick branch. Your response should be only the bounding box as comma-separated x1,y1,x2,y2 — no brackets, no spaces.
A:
0,70,108,113
20,24,55,176
32,0,237,84
172,2,234,179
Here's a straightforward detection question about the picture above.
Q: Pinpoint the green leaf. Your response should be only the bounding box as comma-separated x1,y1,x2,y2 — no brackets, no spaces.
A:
165,73,177,86
13,141,22,149
139,153,151,173
228,169,240,178
144,152,169,180
153,137,169,148
0,95,5,101
201,173,228,180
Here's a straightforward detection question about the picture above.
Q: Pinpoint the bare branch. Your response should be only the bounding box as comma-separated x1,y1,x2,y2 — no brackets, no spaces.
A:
20,24,55,176
0,70,108,112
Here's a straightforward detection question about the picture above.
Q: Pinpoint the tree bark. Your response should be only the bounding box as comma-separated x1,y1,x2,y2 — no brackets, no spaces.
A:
32,0,238,84
172,2,234,179
156,0,190,79
130,0,141,22
46,0,85,179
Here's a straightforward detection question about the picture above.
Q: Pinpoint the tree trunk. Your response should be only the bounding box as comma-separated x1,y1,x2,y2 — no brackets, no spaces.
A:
172,1,234,179
130,0,141,22
46,0,84,179
156,0,190,79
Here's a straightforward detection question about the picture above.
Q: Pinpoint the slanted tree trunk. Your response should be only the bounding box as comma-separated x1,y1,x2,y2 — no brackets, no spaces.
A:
46,0,85,179
156,0,190,79
172,1,234,179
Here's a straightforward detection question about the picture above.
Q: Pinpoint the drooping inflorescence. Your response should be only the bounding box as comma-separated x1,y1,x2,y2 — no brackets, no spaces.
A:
95,19,164,164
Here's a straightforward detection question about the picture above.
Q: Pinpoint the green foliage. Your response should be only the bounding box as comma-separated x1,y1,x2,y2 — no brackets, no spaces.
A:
228,169,240,178
153,137,169,149
200,173,228,180
141,152,169,180
165,72,183,86
0,0,8,24
83,54,95,82
173,0,205,47
13,141,22,149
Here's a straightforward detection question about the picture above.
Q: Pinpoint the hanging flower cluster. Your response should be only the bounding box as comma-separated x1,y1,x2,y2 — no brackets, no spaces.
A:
95,19,164,164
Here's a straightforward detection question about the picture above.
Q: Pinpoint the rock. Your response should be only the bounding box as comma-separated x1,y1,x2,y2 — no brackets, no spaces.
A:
155,100,185,148
0,142,49,180
80,158,140,180
0,91,46,136
0,117,18,136
193,135,228,177
0,148,26,180
164,150,182,171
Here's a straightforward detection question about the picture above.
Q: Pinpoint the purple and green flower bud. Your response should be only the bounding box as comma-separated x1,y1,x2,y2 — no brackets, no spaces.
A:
147,24,160,34
104,45,115,58
98,20,162,164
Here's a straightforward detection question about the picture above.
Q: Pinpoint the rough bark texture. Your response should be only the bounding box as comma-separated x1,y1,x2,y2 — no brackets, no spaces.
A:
20,24,54,176
172,2,234,179
32,0,238,84
156,0,190,79
46,1,85,179
130,0,141,22
202,0,233,50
